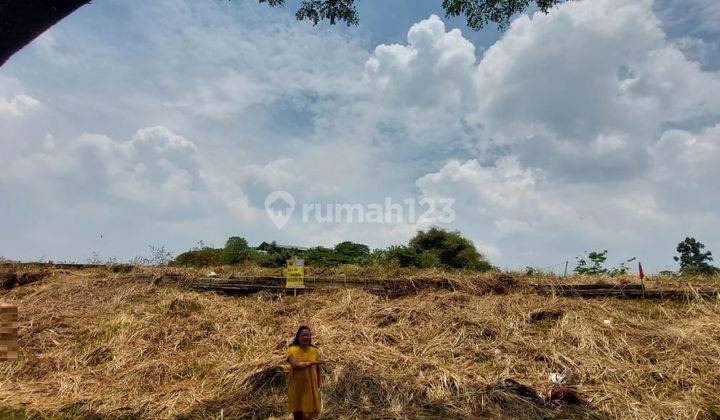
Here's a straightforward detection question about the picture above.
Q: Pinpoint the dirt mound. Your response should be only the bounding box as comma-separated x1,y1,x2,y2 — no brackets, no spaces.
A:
1,268,51,289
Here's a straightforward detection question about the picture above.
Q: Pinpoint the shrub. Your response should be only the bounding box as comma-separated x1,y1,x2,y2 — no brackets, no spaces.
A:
453,247,494,271
249,242,301,268
385,245,419,267
416,250,441,268
173,247,222,267
409,227,491,270
249,249,289,268
131,245,173,266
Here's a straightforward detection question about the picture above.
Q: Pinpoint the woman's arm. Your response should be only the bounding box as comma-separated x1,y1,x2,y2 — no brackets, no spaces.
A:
288,354,318,369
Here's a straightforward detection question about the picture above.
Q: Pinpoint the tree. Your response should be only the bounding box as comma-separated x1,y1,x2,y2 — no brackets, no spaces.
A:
674,237,718,276
409,227,492,270
442,0,564,30
575,250,636,276
1,0,90,67
1,0,565,67
574,250,608,275
300,242,370,266
334,241,370,259
220,236,250,265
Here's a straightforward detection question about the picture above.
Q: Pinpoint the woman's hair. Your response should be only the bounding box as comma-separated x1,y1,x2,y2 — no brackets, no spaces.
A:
290,325,315,347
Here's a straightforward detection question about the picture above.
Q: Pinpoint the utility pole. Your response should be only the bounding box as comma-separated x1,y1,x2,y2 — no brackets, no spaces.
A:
563,261,569,277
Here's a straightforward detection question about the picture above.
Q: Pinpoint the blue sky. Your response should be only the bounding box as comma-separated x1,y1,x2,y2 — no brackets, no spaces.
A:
1,0,719,272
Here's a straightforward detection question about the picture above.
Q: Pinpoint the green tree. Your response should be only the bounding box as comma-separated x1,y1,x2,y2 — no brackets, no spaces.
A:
1,0,566,67
221,236,250,265
303,246,339,266
409,227,492,270
574,251,635,276
674,237,718,275
574,250,609,275
301,242,370,266
442,0,565,30
334,241,370,259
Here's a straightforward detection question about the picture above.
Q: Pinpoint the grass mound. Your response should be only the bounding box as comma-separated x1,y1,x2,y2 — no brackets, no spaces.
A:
0,267,51,290
0,269,719,418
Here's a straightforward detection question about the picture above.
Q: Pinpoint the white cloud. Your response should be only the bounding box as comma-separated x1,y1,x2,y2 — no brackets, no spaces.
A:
650,124,720,211
6,126,211,216
0,93,39,117
471,0,720,180
364,15,476,107
400,0,720,268
361,15,481,151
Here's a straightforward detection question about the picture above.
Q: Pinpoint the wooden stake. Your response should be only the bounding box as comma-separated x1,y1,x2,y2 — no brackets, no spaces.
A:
0,304,18,361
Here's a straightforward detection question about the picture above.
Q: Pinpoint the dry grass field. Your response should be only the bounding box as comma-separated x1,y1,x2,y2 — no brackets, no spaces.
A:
0,266,719,419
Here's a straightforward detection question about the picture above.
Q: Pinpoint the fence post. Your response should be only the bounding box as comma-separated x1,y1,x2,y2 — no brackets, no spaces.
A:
1,304,18,361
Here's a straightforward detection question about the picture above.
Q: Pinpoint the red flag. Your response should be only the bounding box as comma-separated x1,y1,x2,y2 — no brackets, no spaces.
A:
638,262,645,280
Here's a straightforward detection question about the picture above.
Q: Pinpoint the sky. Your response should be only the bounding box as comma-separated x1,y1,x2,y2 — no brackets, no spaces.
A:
1,0,719,273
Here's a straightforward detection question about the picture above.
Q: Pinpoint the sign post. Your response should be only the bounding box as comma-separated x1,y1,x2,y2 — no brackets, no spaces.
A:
286,258,305,295
0,304,18,362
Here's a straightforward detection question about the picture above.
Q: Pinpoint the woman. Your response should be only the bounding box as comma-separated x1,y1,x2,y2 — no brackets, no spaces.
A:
287,325,323,420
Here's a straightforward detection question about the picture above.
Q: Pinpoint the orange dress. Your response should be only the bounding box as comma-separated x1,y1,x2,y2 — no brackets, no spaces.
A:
287,345,322,414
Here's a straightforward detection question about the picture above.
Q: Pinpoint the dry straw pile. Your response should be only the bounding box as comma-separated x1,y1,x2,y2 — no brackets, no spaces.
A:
0,267,719,419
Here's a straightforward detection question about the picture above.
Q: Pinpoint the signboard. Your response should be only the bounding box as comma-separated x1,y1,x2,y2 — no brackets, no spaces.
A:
0,304,18,361
285,258,305,289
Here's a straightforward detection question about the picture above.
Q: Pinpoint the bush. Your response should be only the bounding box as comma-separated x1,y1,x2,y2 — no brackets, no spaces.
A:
409,227,491,270
173,247,222,267
171,229,493,271
249,242,301,268
453,247,493,271
416,250,441,268
385,245,418,267
249,250,287,268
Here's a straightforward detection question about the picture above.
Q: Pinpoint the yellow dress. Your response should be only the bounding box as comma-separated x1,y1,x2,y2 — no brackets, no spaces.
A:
287,345,322,414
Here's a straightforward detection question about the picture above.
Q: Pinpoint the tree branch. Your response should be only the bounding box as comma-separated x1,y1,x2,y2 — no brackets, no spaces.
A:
0,0,91,67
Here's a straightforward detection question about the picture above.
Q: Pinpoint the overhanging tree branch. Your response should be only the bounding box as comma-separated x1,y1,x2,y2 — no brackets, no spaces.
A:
1,0,566,68
0,0,91,67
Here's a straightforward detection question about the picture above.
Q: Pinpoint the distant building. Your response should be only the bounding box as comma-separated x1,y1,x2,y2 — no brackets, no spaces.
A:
256,241,308,252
